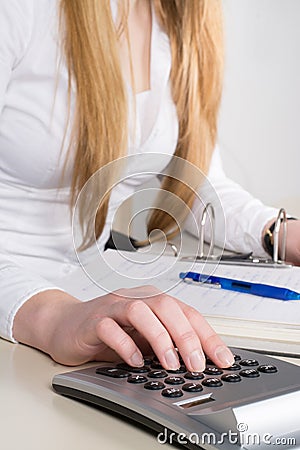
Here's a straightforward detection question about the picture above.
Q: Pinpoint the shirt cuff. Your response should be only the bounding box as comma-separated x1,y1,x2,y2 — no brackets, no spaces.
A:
0,265,66,342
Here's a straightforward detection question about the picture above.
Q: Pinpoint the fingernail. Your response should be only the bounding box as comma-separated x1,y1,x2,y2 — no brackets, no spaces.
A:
215,346,234,367
188,350,205,372
164,348,180,370
130,351,144,367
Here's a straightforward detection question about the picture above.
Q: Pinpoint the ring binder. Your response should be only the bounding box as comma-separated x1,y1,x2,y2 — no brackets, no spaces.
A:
174,206,293,268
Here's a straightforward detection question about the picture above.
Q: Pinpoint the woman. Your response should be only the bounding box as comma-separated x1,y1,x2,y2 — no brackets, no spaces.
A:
0,0,299,370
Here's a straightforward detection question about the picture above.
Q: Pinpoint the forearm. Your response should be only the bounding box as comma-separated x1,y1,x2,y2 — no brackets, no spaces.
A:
13,289,81,359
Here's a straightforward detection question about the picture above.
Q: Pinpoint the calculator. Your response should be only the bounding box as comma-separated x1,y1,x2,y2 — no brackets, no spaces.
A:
52,348,300,449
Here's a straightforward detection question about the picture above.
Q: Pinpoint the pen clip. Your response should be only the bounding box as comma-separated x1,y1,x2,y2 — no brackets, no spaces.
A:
182,278,221,289
181,275,221,289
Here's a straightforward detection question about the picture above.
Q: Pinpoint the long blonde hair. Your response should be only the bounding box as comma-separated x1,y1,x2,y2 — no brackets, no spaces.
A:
59,0,224,249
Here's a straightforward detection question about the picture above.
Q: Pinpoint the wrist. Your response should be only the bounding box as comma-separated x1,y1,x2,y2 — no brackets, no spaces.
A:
13,289,80,357
262,217,297,258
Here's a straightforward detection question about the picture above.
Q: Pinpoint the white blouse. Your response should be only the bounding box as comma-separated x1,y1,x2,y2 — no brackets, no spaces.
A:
0,0,278,342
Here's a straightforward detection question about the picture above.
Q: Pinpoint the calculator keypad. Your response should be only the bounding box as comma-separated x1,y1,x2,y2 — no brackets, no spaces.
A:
95,353,278,400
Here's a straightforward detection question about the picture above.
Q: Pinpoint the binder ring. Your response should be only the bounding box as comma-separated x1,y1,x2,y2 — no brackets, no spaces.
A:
167,242,178,257
273,208,287,263
199,203,216,259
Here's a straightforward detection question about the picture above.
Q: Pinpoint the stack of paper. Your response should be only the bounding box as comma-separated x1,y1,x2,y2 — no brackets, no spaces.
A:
58,250,300,356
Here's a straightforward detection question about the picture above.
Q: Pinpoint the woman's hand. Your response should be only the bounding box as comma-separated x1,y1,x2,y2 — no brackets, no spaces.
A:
263,218,300,265
283,220,300,265
13,287,234,371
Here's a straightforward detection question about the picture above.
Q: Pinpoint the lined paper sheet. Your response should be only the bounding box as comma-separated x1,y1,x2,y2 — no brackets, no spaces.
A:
171,264,300,325
58,250,300,326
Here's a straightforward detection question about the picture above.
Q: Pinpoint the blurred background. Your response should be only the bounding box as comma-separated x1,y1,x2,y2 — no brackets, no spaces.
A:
115,0,300,239
219,0,300,217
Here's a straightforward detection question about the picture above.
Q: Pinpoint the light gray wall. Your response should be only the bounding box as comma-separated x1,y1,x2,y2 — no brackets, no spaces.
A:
118,1,300,237
219,0,300,217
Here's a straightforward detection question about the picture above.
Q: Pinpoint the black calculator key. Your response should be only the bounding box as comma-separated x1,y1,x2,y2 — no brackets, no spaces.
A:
240,359,259,367
148,370,168,378
116,363,150,373
143,358,154,366
184,372,204,380
258,365,278,374
234,354,241,361
151,362,165,370
127,375,148,384
162,388,183,398
240,369,260,378
202,378,223,387
165,376,185,385
144,381,165,390
182,383,203,393
204,367,223,376
95,367,130,378
205,358,215,366
225,363,241,371
167,365,186,374
221,373,242,383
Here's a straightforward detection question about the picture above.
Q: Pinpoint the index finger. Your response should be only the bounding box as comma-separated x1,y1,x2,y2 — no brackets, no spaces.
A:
182,304,234,367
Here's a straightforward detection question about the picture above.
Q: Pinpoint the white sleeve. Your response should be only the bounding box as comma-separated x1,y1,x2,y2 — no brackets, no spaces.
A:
184,146,278,256
0,259,61,343
0,1,63,343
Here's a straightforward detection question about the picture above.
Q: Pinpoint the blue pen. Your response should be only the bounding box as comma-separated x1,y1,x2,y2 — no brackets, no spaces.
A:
179,271,300,301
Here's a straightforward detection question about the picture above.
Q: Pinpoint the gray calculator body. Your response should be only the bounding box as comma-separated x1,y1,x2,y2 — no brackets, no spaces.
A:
52,348,300,449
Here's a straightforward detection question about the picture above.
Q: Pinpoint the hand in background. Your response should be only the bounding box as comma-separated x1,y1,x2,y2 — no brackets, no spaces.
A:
284,220,300,266
263,218,300,266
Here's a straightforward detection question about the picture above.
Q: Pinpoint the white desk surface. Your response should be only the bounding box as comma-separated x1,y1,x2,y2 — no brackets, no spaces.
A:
0,339,173,450
1,338,299,450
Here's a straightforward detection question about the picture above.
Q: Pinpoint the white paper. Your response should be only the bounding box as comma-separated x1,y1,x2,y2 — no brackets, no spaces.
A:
58,250,300,327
